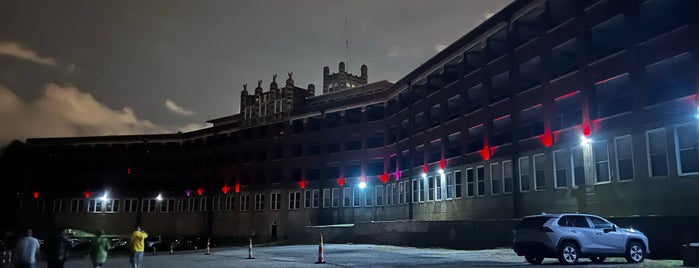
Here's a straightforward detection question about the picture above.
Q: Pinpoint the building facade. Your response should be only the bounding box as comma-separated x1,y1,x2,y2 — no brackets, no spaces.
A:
9,0,699,242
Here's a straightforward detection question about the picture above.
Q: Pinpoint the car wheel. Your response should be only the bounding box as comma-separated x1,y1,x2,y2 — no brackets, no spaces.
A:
558,242,579,265
590,256,606,263
525,255,544,265
625,241,645,263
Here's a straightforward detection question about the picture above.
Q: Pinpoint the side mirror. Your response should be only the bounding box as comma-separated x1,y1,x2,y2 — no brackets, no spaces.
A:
603,225,617,233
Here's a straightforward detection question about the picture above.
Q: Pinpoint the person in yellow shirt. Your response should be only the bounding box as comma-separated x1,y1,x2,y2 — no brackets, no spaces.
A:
129,226,148,268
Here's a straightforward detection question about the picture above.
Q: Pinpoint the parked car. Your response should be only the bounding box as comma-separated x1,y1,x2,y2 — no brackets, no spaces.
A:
513,213,649,265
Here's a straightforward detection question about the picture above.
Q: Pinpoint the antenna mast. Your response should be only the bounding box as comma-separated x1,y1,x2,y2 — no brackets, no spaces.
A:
345,18,350,71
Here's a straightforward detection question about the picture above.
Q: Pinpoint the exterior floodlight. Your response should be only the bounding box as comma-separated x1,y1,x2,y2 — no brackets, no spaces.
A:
580,135,592,146
359,181,367,189
438,169,444,175
100,192,109,201
156,193,163,201
421,173,427,178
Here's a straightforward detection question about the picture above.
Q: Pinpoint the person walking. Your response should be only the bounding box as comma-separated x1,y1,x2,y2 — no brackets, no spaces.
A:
128,226,148,268
89,230,112,268
14,229,40,268
46,229,71,268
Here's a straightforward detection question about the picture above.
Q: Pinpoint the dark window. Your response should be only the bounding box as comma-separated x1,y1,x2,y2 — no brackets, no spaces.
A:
292,144,303,158
326,139,340,154
307,117,322,131
388,126,398,145
345,162,361,178
520,105,544,139
467,125,484,153
429,140,441,163
345,134,362,151
292,120,303,134
644,52,695,107
595,73,631,118
446,133,461,158
517,56,541,92
325,112,342,128
400,150,410,171
366,131,384,149
414,112,426,133
414,145,424,168
551,38,578,78
590,14,627,61
517,216,553,230
446,96,460,121
366,105,384,122
465,84,483,114
492,115,511,146
326,165,340,180
429,104,441,128
307,143,321,156
490,71,509,103
292,167,302,182
345,108,362,125
553,91,582,131
400,119,410,140
307,168,321,181
367,159,384,176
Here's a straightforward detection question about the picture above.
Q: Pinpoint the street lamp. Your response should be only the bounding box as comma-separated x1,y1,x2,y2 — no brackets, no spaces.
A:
580,135,592,146
100,192,109,201
156,193,163,201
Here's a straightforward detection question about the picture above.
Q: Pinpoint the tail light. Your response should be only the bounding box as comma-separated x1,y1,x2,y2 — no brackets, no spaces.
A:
540,226,554,232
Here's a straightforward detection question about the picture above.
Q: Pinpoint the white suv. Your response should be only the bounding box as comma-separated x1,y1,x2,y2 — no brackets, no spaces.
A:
513,213,649,265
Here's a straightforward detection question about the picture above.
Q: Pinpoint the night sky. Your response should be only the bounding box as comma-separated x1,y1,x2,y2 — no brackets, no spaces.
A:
0,0,513,145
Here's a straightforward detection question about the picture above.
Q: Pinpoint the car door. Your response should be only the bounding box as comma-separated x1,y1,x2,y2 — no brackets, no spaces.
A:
586,216,626,254
565,215,602,253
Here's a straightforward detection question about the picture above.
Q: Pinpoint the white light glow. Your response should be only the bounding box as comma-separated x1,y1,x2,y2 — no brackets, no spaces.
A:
100,192,109,201
438,169,444,175
156,193,163,201
359,181,367,189
421,173,427,178
580,135,592,145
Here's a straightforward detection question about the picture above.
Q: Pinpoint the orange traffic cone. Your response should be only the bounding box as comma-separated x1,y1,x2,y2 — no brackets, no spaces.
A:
204,238,211,255
247,237,255,259
315,233,326,264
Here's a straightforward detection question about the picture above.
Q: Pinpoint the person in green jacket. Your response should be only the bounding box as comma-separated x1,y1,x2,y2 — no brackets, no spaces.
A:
89,230,112,268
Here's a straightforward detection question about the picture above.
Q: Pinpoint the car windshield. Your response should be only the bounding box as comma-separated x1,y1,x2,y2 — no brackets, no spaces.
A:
516,216,553,229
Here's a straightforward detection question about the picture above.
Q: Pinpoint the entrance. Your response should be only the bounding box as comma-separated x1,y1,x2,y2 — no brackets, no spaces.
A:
271,222,278,241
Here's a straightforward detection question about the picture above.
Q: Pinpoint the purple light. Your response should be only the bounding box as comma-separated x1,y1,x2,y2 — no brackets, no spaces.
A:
185,190,191,197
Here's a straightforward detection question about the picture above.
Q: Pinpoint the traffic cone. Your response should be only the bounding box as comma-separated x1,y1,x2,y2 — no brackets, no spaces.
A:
204,238,211,255
247,237,255,259
315,233,326,264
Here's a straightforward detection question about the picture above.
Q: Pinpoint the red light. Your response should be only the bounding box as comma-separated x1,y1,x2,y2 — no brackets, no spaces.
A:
298,179,307,189
83,191,91,198
196,188,203,196
439,159,446,170
480,147,490,161
380,173,389,183
422,165,428,174
583,123,591,136
337,178,345,186
539,128,553,147
235,181,240,193
127,167,131,174
32,192,39,199
221,185,230,194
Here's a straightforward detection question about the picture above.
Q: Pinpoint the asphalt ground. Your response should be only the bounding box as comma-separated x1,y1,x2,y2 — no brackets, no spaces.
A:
1,244,683,267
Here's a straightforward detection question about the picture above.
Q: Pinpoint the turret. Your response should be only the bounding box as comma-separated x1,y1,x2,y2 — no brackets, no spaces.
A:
361,64,368,79
308,84,315,96
270,74,278,90
255,80,263,95
339,62,345,72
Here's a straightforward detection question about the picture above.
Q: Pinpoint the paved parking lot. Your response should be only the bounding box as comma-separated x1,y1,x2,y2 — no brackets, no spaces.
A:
3,244,683,267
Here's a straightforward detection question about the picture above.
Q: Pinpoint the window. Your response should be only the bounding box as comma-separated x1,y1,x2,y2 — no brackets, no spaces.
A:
387,184,395,205
588,216,614,229
289,191,301,210
466,168,475,197
225,196,235,211
212,196,224,211
558,215,590,228
435,174,443,201
476,166,485,196
446,173,454,199
519,157,531,192
554,150,569,188
320,189,330,208
490,163,501,195
412,179,419,203
429,140,441,163
572,146,585,186
418,177,425,202
534,154,546,190
313,189,320,208
240,194,249,211
502,160,513,194
304,190,312,208
123,199,137,213
176,198,186,212
331,188,340,207
271,193,281,210
343,188,351,207
254,194,265,211
199,197,207,212
593,140,610,183
399,182,406,204
161,199,175,213
353,187,360,207
142,199,156,213
455,170,463,198
53,200,66,213
553,91,582,131
427,176,435,201
70,199,85,213
447,133,461,158
646,128,669,177
87,199,102,213
376,185,384,206
365,186,374,206
105,199,120,213
492,115,512,146
676,123,699,175
615,135,634,181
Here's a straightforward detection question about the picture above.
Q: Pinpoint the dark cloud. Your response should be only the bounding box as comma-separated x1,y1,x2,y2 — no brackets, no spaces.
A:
0,0,513,142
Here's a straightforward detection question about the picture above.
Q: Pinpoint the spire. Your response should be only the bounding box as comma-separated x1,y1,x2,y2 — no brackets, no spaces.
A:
285,72,294,87
270,74,278,90
241,83,248,95
255,80,263,94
